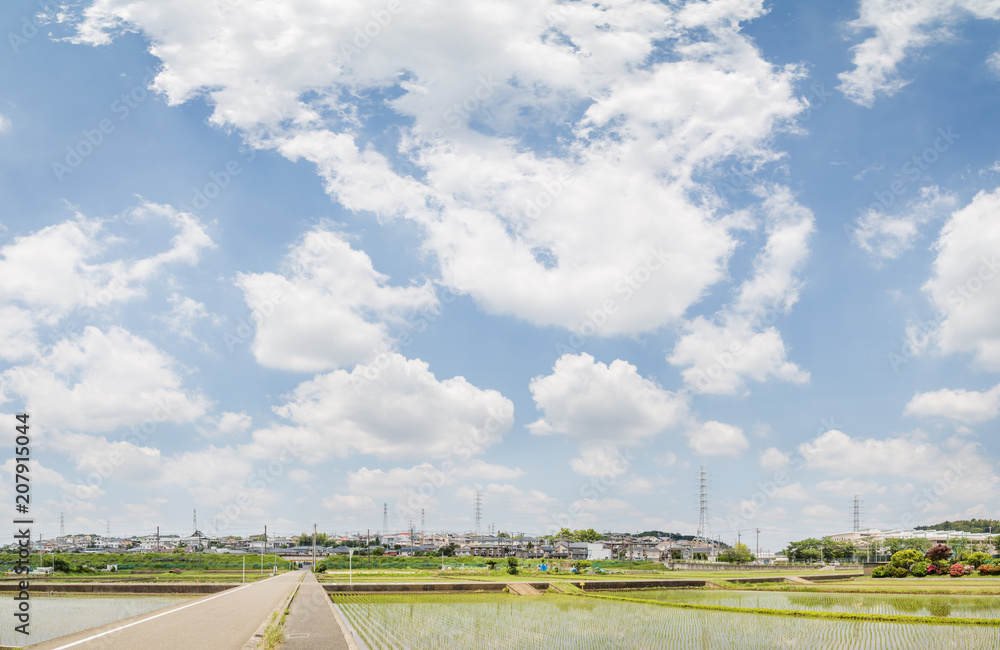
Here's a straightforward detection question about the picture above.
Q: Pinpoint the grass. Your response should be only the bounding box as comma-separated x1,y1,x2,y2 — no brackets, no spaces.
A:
715,577,1000,595
260,611,284,650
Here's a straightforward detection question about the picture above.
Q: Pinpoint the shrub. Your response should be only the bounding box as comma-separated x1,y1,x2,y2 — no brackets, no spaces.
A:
950,563,965,577
926,564,938,575
964,552,991,568
910,561,928,577
890,549,924,568
890,566,909,578
871,566,890,578
925,544,952,563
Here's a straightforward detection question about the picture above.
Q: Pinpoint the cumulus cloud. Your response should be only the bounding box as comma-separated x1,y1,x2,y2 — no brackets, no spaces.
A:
758,447,789,471
922,188,1000,369
528,354,687,464
68,0,807,336
235,228,437,372
668,186,812,394
685,421,749,457
197,412,253,439
905,384,1000,423
0,114,10,132
260,352,513,461
0,326,209,432
838,0,1000,106
852,186,957,261
816,478,887,496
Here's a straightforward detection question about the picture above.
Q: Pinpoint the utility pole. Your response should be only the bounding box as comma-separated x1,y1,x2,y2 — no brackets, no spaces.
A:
261,525,266,577
156,526,160,554
312,524,317,573
755,528,761,563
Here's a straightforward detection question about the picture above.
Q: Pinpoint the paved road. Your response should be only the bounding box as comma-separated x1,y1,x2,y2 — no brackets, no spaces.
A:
29,571,302,650
281,572,353,649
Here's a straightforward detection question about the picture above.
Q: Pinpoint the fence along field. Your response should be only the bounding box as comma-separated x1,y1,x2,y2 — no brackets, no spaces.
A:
332,593,1000,649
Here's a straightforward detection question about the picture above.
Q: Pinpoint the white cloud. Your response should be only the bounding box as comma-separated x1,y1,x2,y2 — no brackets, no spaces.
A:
685,421,749,457
801,503,840,520
815,478,887,496
922,188,1000,369
0,306,39,362
322,494,378,513
160,293,211,342
905,384,1000,423
989,50,1000,75
0,203,213,344
852,186,957,261
0,326,209,432
838,1,1000,106
68,0,807,336
668,187,812,394
262,352,513,461
235,228,437,372
198,411,253,439
758,447,789,471
528,353,687,446
0,114,9,132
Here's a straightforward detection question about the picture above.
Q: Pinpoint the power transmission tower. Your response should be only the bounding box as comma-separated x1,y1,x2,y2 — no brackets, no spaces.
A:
106,520,110,538
474,491,482,536
421,508,425,544
193,509,198,534
852,495,863,533
382,503,388,537
60,512,65,538
696,466,710,551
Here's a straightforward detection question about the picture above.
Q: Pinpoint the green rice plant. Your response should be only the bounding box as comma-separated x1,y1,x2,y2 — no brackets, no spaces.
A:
331,591,1000,649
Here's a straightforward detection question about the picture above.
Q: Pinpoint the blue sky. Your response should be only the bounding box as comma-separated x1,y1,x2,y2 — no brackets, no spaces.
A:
2,0,1000,553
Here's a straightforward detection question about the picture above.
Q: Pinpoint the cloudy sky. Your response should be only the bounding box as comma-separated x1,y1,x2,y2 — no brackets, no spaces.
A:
2,0,1000,552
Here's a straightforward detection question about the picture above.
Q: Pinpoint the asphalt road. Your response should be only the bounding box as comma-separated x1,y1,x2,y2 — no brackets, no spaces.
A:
28,570,302,650
281,572,353,649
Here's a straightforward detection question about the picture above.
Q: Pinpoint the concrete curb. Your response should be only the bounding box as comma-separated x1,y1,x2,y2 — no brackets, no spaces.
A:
241,573,303,649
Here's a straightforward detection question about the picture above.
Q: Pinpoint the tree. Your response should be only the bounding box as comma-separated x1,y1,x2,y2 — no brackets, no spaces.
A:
485,559,498,570
372,547,384,556
440,543,458,557
576,529,602,543
53,557,71,573
902,538,931,553
717,543,754,564
526,542,534,551
506,557,519,575
925,544,952,563
572,560,590,572
556,528,573,540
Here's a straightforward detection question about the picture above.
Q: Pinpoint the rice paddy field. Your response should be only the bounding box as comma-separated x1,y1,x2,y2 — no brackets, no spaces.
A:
604,588,1000,619
332,592,1000,649
0,594,192,646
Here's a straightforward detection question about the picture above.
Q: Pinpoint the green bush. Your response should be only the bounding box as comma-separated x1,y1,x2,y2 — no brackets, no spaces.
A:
871,565,890,578
889,549,923,568
890,566,909,578
963,552,991,568
910,561,928,577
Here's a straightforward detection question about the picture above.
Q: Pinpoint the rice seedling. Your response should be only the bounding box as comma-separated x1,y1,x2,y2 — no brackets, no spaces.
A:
331,592,1000,649
603,589,1000,620
0,595,192,646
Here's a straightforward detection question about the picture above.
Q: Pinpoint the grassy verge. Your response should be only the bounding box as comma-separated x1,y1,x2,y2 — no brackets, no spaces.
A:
260,611,284,650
